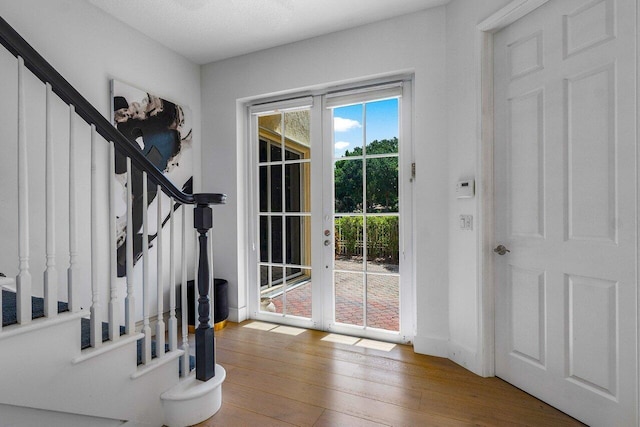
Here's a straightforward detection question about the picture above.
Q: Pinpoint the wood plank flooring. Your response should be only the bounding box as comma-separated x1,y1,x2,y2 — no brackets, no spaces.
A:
195,321,584,426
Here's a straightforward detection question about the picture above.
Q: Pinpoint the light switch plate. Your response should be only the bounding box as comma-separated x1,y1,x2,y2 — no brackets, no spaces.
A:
459,214,473,230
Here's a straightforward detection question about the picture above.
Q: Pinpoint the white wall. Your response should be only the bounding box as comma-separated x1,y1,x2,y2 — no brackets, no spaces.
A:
201,8,449,351
0,0,202,319
0,0,528,371
445,0,512,374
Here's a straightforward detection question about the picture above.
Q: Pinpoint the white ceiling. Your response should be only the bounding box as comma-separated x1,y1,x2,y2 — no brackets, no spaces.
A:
86,0,449,64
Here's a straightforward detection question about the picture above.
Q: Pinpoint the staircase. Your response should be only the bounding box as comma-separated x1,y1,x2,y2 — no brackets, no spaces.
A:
0,16,226,427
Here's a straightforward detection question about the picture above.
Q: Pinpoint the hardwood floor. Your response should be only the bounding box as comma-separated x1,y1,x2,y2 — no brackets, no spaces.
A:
195,321,584,426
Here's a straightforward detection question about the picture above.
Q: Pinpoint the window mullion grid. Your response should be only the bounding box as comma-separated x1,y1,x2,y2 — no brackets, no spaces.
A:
267,139,274,293
254,132,259,277
362,103,368,329
363,152,399,160
280,112,287,316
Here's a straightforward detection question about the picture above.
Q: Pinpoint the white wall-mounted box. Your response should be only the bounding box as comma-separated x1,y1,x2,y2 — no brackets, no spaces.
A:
456,179,475,198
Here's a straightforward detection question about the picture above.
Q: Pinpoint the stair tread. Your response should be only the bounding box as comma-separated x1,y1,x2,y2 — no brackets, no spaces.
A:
79,317,126,350
3,289,194,373
2,289,68,327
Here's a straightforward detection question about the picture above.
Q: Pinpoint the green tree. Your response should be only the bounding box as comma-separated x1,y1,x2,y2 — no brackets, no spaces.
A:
334,138,398,213
334,159,362,212
365,138,397,155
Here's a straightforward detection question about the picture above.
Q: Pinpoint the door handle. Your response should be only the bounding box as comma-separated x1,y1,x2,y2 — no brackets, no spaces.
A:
324,240,331,246
494,245,510,256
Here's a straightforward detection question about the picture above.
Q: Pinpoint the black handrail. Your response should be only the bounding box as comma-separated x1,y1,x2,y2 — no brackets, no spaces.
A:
0,15,225,206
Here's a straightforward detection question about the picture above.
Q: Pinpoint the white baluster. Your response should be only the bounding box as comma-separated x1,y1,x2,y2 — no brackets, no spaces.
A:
125,157,135,335
90,125,102,348
168,198,178,351
142,172,151,363
108,142,119,341
181,205,189,376
44,83,58,318
67,105,78,312
16,56,32,325
155,186,165,357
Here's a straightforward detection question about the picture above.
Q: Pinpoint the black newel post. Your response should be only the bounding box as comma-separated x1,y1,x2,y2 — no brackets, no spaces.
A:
194,202,215,381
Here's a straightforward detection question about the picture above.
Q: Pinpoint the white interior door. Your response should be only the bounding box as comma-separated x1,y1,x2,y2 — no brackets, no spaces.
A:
493,0,637,425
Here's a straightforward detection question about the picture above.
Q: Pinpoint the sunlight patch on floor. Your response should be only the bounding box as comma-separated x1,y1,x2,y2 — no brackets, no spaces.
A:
322,333,396,352
321,334,360,345
271,325,307,336
242,322,396,350
242,322,307,335
355,338,396,352
242,321,278,331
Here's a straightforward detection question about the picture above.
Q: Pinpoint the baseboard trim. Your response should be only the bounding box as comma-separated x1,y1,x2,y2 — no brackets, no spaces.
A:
412,335,449,358
228,306,247,323
448,340,480,375
135,312,169,332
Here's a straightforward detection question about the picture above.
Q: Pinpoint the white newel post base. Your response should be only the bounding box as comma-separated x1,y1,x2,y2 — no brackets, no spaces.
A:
161,364,226,427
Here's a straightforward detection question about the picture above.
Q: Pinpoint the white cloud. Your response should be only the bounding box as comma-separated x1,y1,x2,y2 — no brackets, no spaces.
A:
334,117,362,132
334,141,350,150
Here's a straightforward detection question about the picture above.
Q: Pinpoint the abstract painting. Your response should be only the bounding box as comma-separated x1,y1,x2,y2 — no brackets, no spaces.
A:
111,80,193,277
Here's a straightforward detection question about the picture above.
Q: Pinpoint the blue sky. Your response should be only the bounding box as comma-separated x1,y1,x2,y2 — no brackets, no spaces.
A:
333,98,399,158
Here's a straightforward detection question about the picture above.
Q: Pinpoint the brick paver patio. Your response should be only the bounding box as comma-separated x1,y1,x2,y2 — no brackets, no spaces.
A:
270,257,399,331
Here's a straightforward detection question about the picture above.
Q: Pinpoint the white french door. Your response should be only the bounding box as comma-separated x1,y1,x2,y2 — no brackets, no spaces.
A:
493,0,637,425
248,97,320,330
323,84,413,342
248,82,413,343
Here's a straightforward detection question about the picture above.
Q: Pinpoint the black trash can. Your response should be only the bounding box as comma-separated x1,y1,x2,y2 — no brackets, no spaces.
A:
187,278,229,330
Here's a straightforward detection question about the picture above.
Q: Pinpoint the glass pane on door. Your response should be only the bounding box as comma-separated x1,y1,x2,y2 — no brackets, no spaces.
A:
332,97,400,332
334,216,363,272
257,109,312,320
335,271,364,326
366,274,399,331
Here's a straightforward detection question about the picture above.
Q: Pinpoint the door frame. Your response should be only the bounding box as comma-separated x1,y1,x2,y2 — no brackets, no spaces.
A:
321,82,414,343
243,80,415,341
476,0,551,378
479,1,639,423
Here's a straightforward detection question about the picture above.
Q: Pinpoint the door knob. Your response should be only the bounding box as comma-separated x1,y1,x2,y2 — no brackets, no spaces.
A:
324,240,331,246
493,245,510,256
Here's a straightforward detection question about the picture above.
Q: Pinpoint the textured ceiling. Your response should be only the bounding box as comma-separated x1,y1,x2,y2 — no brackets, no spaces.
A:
86,0,449,64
